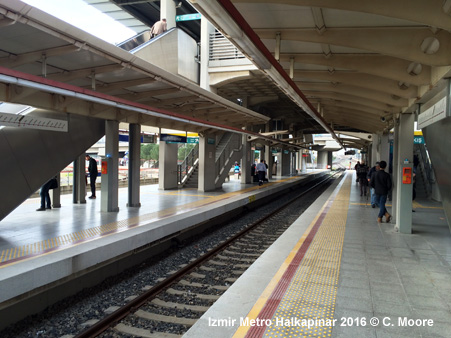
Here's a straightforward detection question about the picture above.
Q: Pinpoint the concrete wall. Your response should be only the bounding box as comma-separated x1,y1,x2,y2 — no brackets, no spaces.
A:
134,28,199,83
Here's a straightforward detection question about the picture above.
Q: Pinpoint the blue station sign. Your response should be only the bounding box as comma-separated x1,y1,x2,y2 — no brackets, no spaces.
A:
414,136,424,144
160,134,187,143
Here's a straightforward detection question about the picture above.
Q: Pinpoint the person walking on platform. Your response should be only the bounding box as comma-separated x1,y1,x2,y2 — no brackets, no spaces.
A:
367,161,380,208
86,155,98,199
357,161,369,196
256,159,267,186
370,160,392,223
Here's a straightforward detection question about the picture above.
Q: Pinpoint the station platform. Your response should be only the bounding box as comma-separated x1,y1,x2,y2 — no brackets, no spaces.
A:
185,171,451,338
0,171,326,317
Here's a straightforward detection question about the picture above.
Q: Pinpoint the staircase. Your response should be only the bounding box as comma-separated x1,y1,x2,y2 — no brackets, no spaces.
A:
178,132,242,189
183,164,199,188
0,112,105,221
214,132,242,188
178,144,199,188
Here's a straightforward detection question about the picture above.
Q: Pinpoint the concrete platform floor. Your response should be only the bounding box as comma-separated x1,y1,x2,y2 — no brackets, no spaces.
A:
185,171,451,338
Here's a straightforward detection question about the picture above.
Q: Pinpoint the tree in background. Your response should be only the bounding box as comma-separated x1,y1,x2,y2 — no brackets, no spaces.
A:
178,143,196,161
141,144,159,161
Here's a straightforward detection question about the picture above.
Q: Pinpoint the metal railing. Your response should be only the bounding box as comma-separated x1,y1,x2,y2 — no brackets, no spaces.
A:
209,32,246,61
177,144,199,184
415,143,434,197
215,133,242,178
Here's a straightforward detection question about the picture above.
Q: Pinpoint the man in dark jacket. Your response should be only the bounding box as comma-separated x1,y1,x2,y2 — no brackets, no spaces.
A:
367,161,380,208
370,160,391,223
357,161,369,196
86,155,98,199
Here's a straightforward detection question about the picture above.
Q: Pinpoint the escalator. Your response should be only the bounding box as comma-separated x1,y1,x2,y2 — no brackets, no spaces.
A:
422,118,451,232
0,112,105,222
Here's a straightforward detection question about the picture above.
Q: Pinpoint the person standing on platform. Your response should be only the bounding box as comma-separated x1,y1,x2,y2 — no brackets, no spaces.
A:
367,161,380,208
36,179,53,211
151,18,167,38
256,159,267,186
357,161,369,196
354,161,361,183
263,159,269,182
86,155,98,199
234,161,241,179
370,160,392,223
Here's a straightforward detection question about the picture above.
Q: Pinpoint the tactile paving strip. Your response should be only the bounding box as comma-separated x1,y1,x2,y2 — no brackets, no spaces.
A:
238,174,351,338
0,176,299,267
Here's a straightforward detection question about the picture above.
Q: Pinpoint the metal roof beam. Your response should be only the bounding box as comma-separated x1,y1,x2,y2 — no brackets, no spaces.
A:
279,54,431,86
0,45,79,69
256,27,451,67
231,0,451,31
290,70,418,99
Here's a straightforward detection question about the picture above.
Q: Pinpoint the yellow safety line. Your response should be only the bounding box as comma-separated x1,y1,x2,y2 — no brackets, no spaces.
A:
413,200,443,209
0,175,310,266
350,201,442,209
233,173,351,338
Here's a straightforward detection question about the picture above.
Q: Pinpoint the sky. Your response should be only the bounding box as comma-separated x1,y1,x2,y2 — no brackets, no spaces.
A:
21,0,136,44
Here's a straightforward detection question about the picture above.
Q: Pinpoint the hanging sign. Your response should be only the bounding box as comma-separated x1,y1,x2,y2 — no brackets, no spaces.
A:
160,134,187,143
0,112,68,132
418,96,448,129
176,13,201,22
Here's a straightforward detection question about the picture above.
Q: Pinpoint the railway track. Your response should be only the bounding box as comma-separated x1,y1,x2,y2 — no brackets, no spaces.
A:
75,171,343,338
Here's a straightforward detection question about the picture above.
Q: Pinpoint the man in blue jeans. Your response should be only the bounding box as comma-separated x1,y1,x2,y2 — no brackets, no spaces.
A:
367,161,380,208
36,179,52,211
370,160,392,223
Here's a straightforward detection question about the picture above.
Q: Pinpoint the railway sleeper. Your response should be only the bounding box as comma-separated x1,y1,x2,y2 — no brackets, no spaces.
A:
222,249,261,257
151,298,209,312
134,309,197,326
215,254,254,263
165,288,220,301
114,323,182,338
178,279,229,291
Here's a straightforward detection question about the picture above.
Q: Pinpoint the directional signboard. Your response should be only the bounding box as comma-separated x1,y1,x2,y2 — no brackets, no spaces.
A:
0,112,68,132
160,134,187,143
175,13,201,22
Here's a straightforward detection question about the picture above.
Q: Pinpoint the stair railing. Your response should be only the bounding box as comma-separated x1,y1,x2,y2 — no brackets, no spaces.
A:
215,133,242,178
415,143,434,197
177,144,199,184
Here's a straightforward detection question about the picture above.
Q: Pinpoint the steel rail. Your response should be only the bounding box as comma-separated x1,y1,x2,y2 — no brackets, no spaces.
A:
75,170,343,338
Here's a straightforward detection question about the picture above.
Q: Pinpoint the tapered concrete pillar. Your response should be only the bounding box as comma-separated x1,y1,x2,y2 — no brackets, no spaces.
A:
73,155,86,204
101,120,119,212
280,150,291,176
391,119,399,221
199,133,216,191
371,133,379,162
160,0,176,29
395,113,415,234
51,172,61,208
200,18,215,92
327,151,333,169
317,151,328,169
380,134,390,164
273,152,279,176
128,123,141,207
301,154,307,173
159,141,178,190
241,134,252,184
